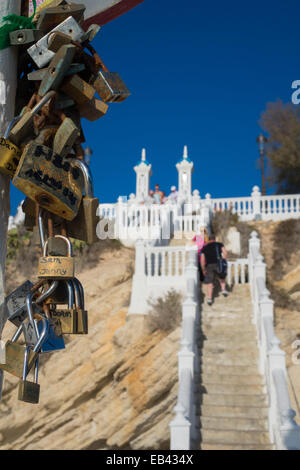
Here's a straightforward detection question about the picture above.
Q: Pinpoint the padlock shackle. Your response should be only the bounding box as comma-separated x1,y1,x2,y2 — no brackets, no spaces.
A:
74,278,84,309
31,91,56,115
43,235,73,257
35,281,59,305
72,279,82,309
22,346,31,381
66,280,75,309
71,159,94,198
33,317,49,353
26,292,40,341
4,116,22,139
38,209,46,251
11,323,23,343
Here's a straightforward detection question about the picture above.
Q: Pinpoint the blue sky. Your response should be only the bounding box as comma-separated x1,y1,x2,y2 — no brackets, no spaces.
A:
9,0,300,213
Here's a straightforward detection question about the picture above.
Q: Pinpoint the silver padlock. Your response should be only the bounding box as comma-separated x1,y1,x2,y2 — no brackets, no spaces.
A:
6,281,34,327
22,283,65,352
27,16,85,68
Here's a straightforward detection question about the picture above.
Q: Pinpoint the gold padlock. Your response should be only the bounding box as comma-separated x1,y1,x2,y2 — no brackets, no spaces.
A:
0,117,22,178
0,341,37,378
50,280,78,334
38,235,75,279
18,348,40,404
13,142,84,221
66,160,99,244
73,279,88,334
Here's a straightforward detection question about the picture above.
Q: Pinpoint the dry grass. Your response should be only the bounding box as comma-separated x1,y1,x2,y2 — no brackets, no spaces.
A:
146,289,182,333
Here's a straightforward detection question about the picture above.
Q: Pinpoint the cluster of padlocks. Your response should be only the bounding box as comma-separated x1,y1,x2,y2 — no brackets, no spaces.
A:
0,0,130,404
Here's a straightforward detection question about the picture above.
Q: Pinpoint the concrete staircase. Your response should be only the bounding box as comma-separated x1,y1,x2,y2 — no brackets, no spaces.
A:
196,284,274,450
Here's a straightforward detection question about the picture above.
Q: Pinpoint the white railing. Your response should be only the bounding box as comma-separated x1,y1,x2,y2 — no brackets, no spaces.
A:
128,243,190,315
248,231,300,450
210,187,300,222
170,246,199,450
227,259,248,286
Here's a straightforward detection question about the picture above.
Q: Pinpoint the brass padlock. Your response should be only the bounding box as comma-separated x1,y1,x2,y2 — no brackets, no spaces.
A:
38,235,75,279
37,3,86,33
50,280,78,334
53,117,80,158
10,29,44,46
18,347,40,404
72,278,88,334
66,160,99,244
61,74,96,105
0,341,37,378
0,116,22,178
79,98,108,122
13,142,84,221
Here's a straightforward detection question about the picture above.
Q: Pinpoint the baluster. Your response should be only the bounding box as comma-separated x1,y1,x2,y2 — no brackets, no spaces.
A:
227,262,232,286
175,250,180,276
234,262,239,284
241,261,245,284
168,250,173,276
161,249,166,276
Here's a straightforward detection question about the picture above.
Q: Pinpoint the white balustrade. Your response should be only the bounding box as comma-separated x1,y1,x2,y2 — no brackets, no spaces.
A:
211,187,300,222
170,246,199,449
248,231,300,450
227,259,248,286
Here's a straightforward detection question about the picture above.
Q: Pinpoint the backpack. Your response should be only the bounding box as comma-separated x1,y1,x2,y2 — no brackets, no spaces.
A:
215,243,228,275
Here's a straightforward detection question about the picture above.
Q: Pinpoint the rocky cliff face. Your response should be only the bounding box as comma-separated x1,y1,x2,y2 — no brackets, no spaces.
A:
0,247,180,450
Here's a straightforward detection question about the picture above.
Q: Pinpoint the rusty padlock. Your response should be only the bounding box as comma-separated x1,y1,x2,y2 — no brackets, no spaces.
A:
13,142,84,221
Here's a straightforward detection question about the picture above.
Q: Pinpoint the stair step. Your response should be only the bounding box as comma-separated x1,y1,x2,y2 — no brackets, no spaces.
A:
200,416,268,431
197,382,265,395
199,340,257,351
201,429,270,445
200,405,268,419
201,443,273,450
200,355,258,366
201,393,268,407
201,373,264,386
201,364,259,376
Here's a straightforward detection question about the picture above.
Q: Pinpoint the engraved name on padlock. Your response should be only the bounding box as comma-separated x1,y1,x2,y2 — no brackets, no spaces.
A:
13,142,84,221
38,236,75,279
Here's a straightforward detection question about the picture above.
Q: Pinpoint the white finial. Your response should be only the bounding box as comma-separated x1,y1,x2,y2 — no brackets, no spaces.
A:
183,145,188,159
141,148,146,161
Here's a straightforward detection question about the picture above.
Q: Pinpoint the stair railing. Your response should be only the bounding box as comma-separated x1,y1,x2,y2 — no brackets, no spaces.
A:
248,231,300,450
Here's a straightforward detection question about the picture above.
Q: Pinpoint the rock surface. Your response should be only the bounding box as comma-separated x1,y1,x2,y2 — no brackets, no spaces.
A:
0,247,180,450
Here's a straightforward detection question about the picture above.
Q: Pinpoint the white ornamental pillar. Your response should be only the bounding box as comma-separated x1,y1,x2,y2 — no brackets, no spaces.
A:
0,0,21,399
251,185,262,220
134,148,152,203
176,146,194,203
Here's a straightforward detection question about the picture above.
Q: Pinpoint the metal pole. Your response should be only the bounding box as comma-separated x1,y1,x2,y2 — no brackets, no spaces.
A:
260,147,266,196
0,0,21,399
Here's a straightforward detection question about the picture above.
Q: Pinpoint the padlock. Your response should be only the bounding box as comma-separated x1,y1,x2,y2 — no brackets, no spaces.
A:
18,347,40,404
27,16,85,68
5,280,34,327
8,91,56,146
79,98,108,122
72,278,88,334
13,142,84,221
53,117,80,158
61,74,96,105
10,29,44,46
93,70,131,103
38,44,77,96
0,317,49,378
50,280,78,334
38,235,75,279
48,31,73,53
0,116,22,178
66,160,99,244
37,3,86,34
81,24,101,44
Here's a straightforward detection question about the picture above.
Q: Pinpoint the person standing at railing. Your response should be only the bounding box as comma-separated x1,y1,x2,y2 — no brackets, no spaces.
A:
153,184,164,204
168,186,178,204
201,233,229,305
193,232,207,281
